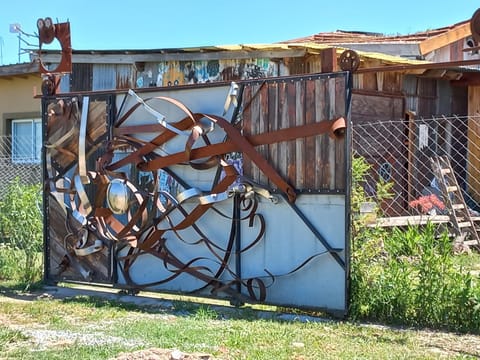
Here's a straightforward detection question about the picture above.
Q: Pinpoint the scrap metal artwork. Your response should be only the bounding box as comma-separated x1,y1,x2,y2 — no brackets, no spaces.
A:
339,50,360,72
44,73,350,312
37,17,72,96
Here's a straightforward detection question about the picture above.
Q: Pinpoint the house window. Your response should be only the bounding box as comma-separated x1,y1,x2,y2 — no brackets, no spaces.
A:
11,119,42,163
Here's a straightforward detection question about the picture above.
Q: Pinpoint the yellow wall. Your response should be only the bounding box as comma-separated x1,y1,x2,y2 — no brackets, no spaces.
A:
0,74,42,135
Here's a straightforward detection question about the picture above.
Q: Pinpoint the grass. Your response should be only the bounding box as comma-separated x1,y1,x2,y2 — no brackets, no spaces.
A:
1,283,479,359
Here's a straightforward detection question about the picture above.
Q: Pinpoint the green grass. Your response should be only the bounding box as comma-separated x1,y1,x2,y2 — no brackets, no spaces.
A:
1,287,479,359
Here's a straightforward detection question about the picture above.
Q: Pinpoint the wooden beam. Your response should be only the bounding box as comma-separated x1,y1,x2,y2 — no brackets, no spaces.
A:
356,58,480,73
369,215,450,228
419,22,471,55
450,72,480,86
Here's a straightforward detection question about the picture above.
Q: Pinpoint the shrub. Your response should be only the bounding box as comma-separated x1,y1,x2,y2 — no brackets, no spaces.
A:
349,155,480,333
0,178,43,285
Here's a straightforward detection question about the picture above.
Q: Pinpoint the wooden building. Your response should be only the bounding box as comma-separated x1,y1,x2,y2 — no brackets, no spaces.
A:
0,10,470,214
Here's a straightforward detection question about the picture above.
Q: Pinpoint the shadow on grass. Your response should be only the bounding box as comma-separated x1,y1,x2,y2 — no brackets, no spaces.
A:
0,280,45,297
0,279,336,325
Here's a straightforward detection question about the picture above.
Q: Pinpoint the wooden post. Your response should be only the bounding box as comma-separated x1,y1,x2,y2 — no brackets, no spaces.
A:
320,48,338,73
405,111,416,206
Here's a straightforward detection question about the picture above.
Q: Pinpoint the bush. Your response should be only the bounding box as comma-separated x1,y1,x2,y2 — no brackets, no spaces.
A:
349,155,480,333
0,178,43,285
350,223,480,332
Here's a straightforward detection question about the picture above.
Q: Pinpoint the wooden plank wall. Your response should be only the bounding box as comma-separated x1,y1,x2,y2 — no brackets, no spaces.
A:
351,93,405,215
241,75,347,192
468,85,480,201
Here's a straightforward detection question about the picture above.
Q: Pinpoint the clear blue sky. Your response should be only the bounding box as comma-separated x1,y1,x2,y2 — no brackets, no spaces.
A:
0,0,476,65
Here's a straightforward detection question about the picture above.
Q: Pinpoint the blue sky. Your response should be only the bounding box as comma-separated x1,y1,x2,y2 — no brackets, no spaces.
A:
0,0,476,65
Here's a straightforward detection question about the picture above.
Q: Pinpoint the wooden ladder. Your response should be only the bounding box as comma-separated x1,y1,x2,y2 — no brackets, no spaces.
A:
430,155,480,248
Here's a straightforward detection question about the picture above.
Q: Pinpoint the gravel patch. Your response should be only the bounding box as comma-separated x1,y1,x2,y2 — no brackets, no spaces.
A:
13,328,144,351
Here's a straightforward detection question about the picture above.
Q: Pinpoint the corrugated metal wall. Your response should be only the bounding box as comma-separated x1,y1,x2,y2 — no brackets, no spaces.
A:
92,64,134,91
71,63,92,92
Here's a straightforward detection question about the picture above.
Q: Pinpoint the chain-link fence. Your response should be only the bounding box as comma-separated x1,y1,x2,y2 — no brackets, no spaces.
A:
353,114,480,219
0,135,42,198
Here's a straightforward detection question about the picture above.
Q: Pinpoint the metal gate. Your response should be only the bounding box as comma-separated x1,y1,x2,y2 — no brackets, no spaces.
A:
43,72,351,315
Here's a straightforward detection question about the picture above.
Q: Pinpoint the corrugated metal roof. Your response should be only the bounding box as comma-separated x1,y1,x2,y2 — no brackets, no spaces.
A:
0,62,38,77
37,42,429,68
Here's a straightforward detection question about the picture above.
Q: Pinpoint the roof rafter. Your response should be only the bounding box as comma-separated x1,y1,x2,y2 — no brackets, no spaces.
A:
419,22,471,55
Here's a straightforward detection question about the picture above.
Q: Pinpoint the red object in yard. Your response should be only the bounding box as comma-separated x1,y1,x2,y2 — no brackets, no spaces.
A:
409,194,446,214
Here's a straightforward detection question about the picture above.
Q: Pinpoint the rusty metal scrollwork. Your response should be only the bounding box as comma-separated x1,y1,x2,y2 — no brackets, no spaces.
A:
46,87,347,303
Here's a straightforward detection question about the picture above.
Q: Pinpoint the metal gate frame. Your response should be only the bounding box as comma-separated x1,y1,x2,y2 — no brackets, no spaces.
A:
42,72,352,316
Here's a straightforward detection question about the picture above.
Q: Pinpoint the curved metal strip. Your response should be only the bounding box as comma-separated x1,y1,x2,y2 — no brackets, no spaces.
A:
78,97,90,182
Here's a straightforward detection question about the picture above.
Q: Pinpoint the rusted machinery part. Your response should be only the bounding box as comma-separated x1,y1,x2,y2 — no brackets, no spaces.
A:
37,18,72,75
41,74,59,96
339,49,360,72
37,17,55,44
471,8,480,44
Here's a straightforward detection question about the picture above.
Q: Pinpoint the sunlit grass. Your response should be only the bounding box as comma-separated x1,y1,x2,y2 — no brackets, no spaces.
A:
0,288,478,359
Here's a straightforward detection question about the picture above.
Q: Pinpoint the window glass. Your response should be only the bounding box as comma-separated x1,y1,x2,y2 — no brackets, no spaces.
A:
12,119,42,163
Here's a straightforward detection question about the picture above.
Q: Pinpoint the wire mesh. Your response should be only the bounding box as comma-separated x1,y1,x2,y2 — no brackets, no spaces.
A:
0,135,42,198
352,114,480,218
1,115,480,221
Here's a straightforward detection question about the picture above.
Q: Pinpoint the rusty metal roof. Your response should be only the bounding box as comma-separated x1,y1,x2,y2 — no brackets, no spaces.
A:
281,20,470,45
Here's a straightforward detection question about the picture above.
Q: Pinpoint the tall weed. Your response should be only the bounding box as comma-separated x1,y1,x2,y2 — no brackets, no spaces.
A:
350,156,480,333
0,178,43,285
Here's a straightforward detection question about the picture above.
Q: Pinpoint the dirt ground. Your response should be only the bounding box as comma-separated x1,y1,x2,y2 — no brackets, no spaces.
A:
112,348,215,360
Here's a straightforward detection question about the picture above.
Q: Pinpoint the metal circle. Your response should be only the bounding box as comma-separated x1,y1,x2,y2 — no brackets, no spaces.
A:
339,50,360,72
106,179,130,214
471,8,480,44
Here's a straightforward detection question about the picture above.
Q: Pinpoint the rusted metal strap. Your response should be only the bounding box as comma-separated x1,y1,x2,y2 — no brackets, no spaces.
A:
139,117,347,203
139,118,346,171
139,160,238,251
105,114,199,172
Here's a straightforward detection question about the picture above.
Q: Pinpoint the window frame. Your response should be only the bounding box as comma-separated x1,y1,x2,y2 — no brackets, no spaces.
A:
11,118,42,164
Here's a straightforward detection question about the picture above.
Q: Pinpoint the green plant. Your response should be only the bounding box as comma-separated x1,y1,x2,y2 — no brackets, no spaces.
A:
349,155,480,333
0,178,43,285
193,305,218,320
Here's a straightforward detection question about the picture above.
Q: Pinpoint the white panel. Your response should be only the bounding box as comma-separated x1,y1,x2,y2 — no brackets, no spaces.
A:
117,193,347,312
239,194,346,311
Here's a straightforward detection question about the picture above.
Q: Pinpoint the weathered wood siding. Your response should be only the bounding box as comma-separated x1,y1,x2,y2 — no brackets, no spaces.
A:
468,85,480,201
241,74,347,192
